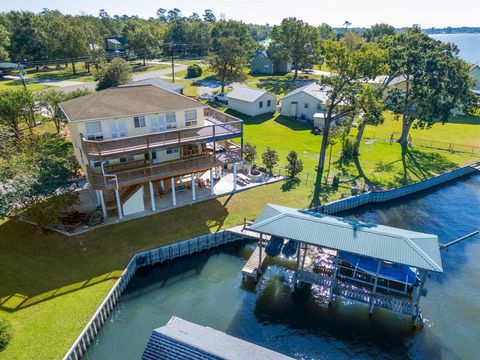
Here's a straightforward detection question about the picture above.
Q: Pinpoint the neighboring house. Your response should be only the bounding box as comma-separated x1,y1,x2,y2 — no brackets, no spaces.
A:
104,36,126,52
227,86,277,117
469,63,480,95
280,82,329,121
60,85,243,219
121,78,185,94
250,51,291,75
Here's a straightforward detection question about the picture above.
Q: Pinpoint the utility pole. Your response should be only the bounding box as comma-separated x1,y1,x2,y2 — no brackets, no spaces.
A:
170,42,175,83
18,63,27,90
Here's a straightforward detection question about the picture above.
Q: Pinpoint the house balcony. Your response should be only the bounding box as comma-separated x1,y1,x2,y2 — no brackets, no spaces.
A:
81,108,243,160
87,146,242,189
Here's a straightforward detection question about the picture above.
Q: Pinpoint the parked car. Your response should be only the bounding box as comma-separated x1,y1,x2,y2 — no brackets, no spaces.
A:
214,93,228,104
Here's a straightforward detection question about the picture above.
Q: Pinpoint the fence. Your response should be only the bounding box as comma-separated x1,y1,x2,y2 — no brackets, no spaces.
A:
362,130,480,155
63,230,244,360
312,161,480,214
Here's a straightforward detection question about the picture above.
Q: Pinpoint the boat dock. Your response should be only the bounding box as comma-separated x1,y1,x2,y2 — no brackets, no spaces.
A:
242,244,266,281
469,163,480,171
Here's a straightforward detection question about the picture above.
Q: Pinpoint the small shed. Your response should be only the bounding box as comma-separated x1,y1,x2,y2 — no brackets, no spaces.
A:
280,82,329,121
227,86,277,117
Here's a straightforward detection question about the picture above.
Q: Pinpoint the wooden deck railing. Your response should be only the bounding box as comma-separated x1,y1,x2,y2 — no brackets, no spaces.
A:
89,148,242,188
81,108,243,160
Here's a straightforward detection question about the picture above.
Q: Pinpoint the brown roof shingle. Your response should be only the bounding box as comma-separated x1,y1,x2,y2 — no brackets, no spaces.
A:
60,85,205,122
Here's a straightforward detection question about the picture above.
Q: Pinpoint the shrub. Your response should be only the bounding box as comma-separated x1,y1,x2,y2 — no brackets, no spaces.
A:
0,317,12,352
262,147,279,174
186,64,202,78
285,150,303,179
243,142,257,163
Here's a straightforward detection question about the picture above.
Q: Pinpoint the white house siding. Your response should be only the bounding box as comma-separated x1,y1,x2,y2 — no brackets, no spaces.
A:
280,92,324,120
228,93,277,117
122,186,145,215
471,66,480,93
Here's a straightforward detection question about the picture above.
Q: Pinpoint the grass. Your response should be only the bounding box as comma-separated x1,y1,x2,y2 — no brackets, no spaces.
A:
1,85,479,359
0,79,48,92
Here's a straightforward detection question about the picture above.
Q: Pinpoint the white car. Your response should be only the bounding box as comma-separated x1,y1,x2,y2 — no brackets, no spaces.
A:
214,93,228,104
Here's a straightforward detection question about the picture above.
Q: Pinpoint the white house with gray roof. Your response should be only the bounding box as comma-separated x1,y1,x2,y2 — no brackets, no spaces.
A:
227,86,277,117
280,82,329,121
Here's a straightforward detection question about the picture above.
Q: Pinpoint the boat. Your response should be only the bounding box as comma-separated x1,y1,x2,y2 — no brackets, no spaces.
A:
265,236,284,257
281,239,298,258
338,251,417,286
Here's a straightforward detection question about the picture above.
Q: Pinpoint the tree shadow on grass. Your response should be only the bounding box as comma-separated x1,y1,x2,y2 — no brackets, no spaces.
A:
0,198,229,312
274,116,312,131
281,177,300,192
256,78,313,95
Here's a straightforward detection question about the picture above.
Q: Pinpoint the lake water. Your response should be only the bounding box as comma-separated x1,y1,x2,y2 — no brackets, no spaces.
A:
84,174,480,360
430,33,480,63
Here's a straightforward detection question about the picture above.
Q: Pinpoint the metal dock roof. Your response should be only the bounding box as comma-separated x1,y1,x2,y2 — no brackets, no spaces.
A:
142,316,293,360
250,204,443,272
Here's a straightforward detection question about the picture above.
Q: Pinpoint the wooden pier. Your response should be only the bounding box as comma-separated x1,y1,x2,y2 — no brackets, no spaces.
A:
242,244,266,281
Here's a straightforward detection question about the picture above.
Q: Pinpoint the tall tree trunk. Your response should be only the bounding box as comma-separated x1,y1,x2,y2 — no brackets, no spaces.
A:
143,56,146,66
294,64,298,79
398,117,413,145
312,118,332,207
71,61,77,76
353,121,366,156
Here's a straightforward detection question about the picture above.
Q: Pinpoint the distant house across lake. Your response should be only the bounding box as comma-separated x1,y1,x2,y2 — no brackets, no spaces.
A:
469,63,480,94
104,36,126,53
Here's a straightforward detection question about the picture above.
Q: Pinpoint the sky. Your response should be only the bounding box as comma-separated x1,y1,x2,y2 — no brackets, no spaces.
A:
3,0,480,28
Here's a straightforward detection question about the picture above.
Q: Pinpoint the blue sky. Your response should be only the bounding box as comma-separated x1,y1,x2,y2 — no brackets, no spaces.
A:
4,0,479,28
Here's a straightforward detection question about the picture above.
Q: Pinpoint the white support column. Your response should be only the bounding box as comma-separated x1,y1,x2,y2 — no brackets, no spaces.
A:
171,177,176,206
369,260,382,316
328,256,339,304
233,162,237,191
160,180,165,192
97,190,107,219
210,168,214,195
191,173,196,201
149,181,156,211
115,188,123,220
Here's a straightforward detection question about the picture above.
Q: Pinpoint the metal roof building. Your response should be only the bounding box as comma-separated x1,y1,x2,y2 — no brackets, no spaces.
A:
121,77,185,94
142,316,293,360
250,204,443,272
227,86,276,117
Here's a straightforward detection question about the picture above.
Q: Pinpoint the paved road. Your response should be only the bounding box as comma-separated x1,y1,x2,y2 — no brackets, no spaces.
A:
6,63,188,93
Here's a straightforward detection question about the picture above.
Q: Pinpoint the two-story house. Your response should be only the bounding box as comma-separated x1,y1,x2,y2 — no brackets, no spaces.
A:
60,85,243,220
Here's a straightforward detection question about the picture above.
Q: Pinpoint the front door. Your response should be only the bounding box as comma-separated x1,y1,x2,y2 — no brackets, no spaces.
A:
290,102,297,118
151,151,160,164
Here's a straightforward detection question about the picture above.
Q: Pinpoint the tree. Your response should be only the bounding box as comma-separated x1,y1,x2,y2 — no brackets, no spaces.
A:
95,58,132,90
0,89,36,138
262,147,279,175
343,21,352,30
125,21,163,65
203,9,216,22
0,133,79,219
285,151,303,179
270,18,320,78
311,40,386,207
0,317,12,352
381,26,473,145
207,37,247,93
318,23,336,40
364,23,396,42
0,25,10,60
22,191,79,232
210,20,255,55
36,88,91,133
353,85,385,155
156,8,167,21
186,64,202,78
342,31,364,51
243,142,257,163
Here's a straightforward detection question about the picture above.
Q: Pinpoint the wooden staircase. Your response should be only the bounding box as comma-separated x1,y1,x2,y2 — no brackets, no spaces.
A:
106,184,144,211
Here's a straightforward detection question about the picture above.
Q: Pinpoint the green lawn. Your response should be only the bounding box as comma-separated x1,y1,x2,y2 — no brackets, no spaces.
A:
0,79,48,92
1,91,479,359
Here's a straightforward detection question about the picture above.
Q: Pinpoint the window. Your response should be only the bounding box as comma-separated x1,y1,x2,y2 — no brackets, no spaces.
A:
85,121,103,140
119,155,135,163
304,103,309,109
119,157,127,163
166,148,179,155
151,152,157,160
151,115,165,132
267,100,271,107
110,120,126,138
185,110,198,127
93,161,108,167
259,101,263,108
166,112,177,129
317,103,323,110
134,116,146,128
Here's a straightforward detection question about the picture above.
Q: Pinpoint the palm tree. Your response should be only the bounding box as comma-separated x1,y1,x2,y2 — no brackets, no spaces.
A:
343,21,352,30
